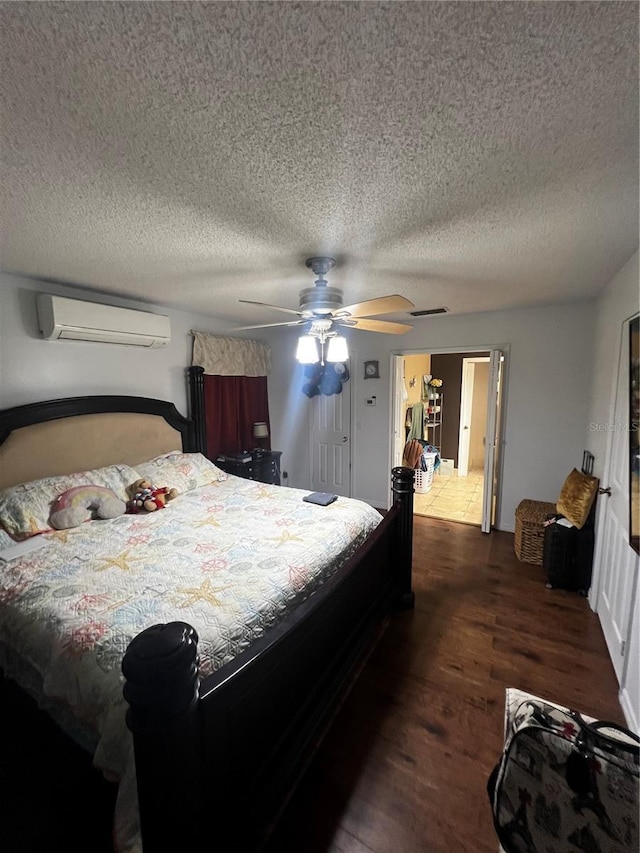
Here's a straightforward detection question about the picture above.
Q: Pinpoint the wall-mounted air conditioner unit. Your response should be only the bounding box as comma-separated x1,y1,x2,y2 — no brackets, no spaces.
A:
36,294,171,348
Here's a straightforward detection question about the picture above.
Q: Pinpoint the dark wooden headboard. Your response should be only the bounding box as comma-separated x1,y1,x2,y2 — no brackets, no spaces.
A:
0,366,207,489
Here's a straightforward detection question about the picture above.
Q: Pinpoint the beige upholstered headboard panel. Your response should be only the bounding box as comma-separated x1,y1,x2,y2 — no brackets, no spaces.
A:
0,412,183,490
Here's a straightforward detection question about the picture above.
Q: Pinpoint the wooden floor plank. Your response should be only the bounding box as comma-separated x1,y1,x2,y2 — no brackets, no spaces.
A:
265,516,624,853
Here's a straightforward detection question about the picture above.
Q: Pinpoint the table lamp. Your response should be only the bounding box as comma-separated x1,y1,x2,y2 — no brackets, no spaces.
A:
253,422,269,457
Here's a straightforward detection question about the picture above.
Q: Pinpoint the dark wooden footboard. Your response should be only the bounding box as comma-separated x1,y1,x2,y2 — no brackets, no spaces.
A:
123,466,415,852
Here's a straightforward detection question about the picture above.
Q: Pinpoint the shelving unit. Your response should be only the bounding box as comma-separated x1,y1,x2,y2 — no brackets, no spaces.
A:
424,392,443,454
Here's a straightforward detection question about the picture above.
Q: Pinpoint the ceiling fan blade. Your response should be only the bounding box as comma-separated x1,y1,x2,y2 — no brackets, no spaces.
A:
337,294,415,319
238,300,303,318
233,319,305,331
337,317,413,335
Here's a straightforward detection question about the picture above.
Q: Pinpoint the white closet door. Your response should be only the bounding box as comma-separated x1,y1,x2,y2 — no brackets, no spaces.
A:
591,314,639,701
310,382,352,497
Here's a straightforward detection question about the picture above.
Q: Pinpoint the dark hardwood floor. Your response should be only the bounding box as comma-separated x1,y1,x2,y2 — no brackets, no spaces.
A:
1,517,624,852
264,516,625,853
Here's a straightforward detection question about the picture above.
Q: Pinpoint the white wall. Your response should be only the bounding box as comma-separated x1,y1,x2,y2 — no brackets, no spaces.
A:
0,273,228,414
265,332,313,490
263,300,597,529
0,271,603,534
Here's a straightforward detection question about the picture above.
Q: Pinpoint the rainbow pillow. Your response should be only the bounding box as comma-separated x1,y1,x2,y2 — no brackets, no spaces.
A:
49,485,126,530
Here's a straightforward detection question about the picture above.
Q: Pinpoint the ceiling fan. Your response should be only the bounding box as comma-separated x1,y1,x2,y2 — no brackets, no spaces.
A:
235,256,415,337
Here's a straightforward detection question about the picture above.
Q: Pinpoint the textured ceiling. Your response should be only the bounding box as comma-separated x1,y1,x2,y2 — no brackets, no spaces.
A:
0,1,638,327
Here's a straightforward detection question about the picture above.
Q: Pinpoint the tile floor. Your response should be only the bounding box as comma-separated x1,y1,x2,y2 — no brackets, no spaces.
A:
413,467,484,525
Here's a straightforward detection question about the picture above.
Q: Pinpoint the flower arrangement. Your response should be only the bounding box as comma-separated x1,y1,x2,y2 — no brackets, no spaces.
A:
425,376,443,399
422,373,442,400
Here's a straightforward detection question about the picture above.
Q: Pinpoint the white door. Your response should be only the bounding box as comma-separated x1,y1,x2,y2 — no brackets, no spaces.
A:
591,314,639,683
392,355,406,468
310,380,351,496
458,360,475,477
481,350,504,533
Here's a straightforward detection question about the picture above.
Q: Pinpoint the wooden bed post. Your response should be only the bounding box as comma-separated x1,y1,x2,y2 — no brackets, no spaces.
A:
122,621,203,852
187,365,207,455
392,466,415,610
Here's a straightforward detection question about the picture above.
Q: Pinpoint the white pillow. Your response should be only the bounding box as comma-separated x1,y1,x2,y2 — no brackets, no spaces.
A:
135,452,228,494
0,464,140,539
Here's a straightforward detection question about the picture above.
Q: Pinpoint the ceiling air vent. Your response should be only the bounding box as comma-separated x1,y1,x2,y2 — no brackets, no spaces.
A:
409,307,449,317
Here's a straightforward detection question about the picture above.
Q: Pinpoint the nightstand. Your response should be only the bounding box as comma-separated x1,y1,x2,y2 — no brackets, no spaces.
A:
216,451,282,486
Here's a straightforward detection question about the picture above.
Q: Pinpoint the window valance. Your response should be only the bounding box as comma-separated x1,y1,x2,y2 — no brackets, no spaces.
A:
191,332,271,377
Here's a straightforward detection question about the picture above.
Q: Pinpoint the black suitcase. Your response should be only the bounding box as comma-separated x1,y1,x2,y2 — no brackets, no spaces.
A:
574,523,595,592
543,519,575,588
543,518,594,595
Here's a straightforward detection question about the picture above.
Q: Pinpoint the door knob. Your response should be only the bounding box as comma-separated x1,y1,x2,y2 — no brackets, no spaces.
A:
598,486,612,496
342,436,348,443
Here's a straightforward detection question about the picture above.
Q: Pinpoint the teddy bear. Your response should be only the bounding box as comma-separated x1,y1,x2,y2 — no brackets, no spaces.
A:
128,478,178,513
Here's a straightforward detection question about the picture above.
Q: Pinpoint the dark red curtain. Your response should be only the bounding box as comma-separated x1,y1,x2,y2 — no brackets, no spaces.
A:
204,374,271,460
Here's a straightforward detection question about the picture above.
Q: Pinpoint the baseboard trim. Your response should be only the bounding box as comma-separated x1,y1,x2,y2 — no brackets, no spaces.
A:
619,686,639,734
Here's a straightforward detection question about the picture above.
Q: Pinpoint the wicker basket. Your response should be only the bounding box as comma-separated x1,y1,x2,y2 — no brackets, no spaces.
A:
514,499,556,564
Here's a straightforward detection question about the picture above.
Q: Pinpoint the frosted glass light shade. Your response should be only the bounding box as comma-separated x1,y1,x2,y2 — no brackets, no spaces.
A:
296,335,319,363
326,335,349,362
253,422,269,439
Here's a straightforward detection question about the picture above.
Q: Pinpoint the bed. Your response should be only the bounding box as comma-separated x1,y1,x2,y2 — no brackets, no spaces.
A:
0,366,415,852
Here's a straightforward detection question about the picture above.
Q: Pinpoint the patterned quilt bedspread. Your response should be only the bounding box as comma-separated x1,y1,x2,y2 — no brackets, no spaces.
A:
0,475,381,851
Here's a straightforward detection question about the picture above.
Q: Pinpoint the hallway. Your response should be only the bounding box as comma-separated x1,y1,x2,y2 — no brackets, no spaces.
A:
414,466,484,525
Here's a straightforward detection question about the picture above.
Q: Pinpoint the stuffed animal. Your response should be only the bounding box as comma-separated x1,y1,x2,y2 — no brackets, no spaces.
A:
50,485,127,530
128,478,178,513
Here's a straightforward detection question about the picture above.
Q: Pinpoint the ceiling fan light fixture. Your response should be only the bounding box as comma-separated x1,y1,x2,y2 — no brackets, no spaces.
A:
296,334,320,364
326,335,349,362
236,258,413,339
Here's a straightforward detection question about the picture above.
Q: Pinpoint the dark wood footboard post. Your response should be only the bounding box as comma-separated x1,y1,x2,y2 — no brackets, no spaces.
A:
187,365,207,455
392,466,415,610
122,622,202,852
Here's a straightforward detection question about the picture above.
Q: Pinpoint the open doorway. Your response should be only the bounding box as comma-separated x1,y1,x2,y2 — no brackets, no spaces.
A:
392,348,504,529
